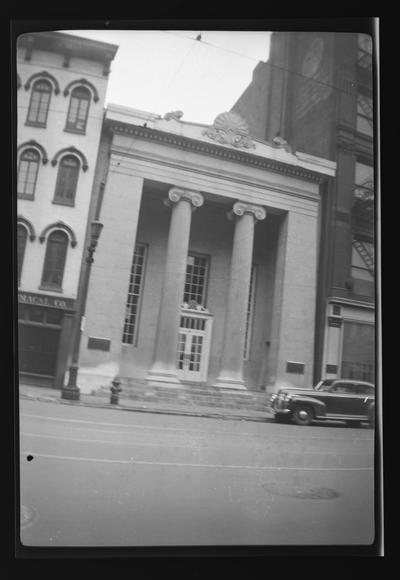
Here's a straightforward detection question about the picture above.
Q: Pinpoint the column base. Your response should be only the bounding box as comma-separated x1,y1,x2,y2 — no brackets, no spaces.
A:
213,376,247,390
146,368,181,387
60,386,80,401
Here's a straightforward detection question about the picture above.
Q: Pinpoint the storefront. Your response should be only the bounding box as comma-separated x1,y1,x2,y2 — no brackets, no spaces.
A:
18,291,75,388
322,299,375,384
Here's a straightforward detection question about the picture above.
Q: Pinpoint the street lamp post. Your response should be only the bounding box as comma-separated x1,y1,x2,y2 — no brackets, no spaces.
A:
61,220,104,401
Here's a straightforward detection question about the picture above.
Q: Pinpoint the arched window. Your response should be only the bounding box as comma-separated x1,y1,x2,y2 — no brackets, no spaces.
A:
26,79,52,126
17,148,40,199
17,225,28,285
41,230,68,289
53,155,80,205
65,86,91,133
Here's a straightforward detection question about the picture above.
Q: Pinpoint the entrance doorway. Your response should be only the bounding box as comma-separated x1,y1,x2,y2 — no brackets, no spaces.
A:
176,310,213,382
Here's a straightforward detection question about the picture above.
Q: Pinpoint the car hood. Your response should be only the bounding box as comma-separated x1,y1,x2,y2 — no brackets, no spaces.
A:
276,386,314,396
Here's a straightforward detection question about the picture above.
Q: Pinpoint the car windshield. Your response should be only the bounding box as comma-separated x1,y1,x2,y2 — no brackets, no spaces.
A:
314,380,334,392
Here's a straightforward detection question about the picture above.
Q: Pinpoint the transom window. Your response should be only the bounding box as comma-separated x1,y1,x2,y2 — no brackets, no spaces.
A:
53,155,80,205
26,79,52,126
122,243,147,345
17,149,40,198
65,87,91,133
184,254,209,307
41,230,68,289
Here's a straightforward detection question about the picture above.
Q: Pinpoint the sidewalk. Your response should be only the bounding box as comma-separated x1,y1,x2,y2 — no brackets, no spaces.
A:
18,383,273,423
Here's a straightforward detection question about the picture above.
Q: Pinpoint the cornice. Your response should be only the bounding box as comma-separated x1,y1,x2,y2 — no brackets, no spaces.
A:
24,70,60,95
39,221,77,247
110,148,321,206
63,78,100,103
51,146,89,172
108,121,326,184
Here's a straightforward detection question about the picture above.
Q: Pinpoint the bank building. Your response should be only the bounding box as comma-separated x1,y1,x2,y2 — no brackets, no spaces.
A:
75,105,335,399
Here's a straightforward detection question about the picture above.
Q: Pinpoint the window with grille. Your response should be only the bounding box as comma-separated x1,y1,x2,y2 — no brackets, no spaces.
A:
244,265,256,359
122,243,147,345
26,80,52,126
65,87,91,133
183,254,209,307
18,149,40,198
357,34,372,70
17,225,28,285
356,93,373,137
53,155,80,205
41,231,68,289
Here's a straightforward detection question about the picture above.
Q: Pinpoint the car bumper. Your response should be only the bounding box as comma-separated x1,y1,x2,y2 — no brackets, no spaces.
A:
272,408,291,415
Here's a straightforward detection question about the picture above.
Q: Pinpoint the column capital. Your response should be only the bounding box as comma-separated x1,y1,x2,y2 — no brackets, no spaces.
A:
232,202,266,221
166,187,204,208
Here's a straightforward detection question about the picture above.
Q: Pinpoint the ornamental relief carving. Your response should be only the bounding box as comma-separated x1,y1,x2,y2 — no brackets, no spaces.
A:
202,112,256,150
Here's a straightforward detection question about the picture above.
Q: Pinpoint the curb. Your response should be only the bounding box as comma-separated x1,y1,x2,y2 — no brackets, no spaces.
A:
19,392,273,423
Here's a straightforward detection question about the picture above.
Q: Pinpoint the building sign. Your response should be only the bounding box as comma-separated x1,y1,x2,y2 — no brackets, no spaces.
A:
286,361,305,374
18,291,75,311
87,337,111,351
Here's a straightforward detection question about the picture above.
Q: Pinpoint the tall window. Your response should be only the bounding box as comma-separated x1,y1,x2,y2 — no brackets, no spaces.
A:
244,265,256,359
65,87,91,133
122,244,147,345
341,321,374,383
356,93,373,137
353,162,374,235
26,80,52,126
17,225,28,284
357,34,372,70
53,155,80,205
184,254,209,307
41,231,68,289
17,149,40,198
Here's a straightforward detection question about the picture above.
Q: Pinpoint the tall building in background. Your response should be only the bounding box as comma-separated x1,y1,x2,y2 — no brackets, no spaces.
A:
16,31,118,388
232,31,375,384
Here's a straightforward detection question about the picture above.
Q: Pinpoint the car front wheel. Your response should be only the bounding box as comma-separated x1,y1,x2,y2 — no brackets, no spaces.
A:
292,405,314,426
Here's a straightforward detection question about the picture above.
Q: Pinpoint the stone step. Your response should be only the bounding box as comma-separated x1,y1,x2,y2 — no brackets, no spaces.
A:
95,381,271,412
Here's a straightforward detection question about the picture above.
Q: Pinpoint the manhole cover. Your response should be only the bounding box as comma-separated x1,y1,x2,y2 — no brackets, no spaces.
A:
263,482,340,500
21,505,38,528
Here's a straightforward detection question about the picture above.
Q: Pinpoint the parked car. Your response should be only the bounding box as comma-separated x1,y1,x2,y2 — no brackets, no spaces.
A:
270,378,375,428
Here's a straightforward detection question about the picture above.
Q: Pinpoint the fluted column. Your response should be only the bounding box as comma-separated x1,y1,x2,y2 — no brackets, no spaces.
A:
215,202,266,389
146,187,204,385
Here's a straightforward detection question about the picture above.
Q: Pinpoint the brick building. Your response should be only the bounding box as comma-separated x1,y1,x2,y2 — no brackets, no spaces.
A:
16,31,118,388
75,105,335,397
232,31,375,384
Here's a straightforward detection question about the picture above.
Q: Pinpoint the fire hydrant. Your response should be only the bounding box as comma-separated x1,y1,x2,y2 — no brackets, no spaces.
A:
110,377,122,405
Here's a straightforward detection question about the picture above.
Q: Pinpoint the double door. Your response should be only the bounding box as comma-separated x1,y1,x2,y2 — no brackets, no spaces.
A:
176,311,213,382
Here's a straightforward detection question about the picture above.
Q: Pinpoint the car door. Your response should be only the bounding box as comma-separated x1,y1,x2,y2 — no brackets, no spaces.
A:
353,383,374,417
327,382,362,416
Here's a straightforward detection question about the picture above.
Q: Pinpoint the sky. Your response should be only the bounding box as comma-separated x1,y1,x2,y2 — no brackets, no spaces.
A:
61,29,271,125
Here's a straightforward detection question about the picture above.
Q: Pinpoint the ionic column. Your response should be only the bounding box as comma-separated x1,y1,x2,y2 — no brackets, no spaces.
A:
215,202,266,389
146,187,204,385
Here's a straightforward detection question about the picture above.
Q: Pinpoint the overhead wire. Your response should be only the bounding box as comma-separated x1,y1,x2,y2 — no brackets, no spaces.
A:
162,30,374,97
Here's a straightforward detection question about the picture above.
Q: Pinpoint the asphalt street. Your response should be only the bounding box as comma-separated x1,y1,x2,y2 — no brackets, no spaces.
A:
18,398,375,547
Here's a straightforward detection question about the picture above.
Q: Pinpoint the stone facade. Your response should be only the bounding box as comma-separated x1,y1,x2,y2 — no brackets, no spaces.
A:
77,105,335,395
